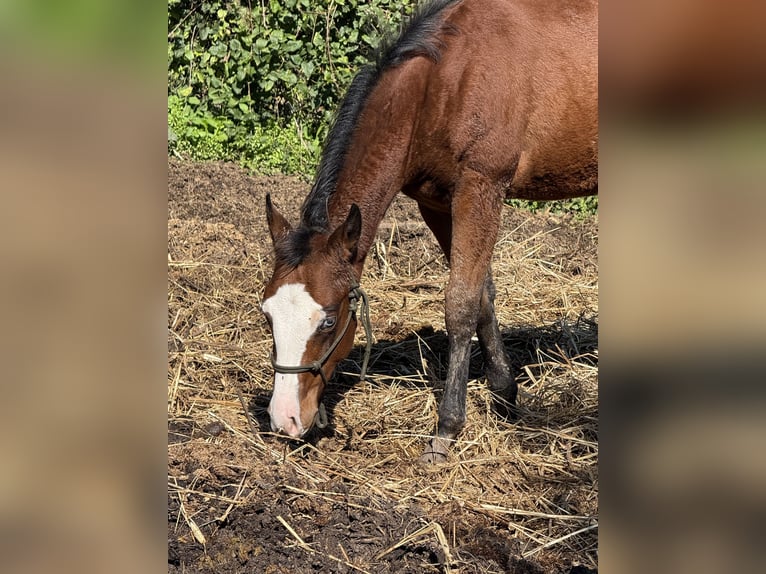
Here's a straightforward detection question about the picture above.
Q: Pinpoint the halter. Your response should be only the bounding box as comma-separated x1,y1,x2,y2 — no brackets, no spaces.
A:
269,282,373,429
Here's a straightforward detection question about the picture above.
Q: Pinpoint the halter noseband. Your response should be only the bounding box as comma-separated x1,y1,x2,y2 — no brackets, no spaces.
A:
269,282,373,429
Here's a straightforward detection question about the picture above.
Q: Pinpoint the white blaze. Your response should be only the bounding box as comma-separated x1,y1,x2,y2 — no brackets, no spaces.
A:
262,283,325,437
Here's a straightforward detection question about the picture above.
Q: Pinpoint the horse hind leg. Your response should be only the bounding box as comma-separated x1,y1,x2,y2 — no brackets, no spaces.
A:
477,269,517,418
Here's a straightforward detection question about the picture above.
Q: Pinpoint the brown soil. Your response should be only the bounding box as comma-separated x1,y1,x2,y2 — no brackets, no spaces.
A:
168,159,598,573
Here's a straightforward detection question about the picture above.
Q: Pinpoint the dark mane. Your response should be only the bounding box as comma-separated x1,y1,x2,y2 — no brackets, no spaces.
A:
300,0,461,230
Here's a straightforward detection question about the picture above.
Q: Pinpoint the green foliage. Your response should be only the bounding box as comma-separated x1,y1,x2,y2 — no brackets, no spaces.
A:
236,123,321,175
506,196,599,218
168,94,227,161
168,92,320,173
168,0,411,173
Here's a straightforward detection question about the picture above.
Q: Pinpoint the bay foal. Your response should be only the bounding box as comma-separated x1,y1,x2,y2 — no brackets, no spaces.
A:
262,0,597,462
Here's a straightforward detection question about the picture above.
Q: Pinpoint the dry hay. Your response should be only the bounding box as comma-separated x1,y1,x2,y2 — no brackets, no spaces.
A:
168,160,598,573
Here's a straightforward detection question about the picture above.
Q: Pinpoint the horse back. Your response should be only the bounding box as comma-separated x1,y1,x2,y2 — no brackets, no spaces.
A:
406,0,598,202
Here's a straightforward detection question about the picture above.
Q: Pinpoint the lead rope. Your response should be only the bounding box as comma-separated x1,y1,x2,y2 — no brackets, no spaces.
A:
353,285,373,382
314,284,372,428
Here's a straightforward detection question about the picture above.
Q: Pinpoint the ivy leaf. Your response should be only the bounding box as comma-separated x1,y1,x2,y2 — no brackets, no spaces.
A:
269,30,284,44
284,40,302,53
278,71,298,86
209,42,227,57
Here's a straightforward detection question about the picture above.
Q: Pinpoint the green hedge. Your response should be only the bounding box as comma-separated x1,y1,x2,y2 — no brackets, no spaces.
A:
168,0,412,173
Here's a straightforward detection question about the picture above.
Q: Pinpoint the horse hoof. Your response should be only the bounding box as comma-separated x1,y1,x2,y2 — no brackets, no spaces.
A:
418,437,450,465
418,451,448,465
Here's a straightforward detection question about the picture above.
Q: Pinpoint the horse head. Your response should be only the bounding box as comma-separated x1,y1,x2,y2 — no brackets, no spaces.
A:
261,194,363,437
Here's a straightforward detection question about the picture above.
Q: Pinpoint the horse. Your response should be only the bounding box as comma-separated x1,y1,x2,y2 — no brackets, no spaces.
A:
261,0,597,463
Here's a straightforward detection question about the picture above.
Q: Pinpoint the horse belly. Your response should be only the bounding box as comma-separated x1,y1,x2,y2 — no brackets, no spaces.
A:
416,0,598,202
507,142,598,201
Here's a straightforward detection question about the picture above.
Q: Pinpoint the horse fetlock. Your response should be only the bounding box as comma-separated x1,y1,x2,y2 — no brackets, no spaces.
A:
485,363,515,392
436,409,466,439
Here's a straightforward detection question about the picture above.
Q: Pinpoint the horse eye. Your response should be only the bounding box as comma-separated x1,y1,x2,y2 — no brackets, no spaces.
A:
320,316,337,331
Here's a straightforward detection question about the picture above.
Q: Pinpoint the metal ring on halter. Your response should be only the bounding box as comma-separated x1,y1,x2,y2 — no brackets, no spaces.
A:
269,282,374,430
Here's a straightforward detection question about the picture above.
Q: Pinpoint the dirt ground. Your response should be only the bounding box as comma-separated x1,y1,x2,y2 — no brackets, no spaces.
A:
168,159,598,573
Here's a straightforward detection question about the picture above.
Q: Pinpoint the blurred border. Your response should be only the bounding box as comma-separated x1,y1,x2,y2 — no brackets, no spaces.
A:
601,1,766,572
0,1,167,573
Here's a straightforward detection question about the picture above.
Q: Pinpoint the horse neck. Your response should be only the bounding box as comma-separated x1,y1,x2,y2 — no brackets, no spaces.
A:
326,61,427,273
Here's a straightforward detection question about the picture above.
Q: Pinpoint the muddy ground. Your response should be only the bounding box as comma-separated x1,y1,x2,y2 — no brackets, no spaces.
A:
168,159,598,573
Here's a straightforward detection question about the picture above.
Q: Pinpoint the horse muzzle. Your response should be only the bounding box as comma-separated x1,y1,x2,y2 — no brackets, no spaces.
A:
267,401,327,438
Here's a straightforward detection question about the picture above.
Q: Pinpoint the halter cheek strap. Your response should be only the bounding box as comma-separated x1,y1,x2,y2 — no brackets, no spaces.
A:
269,283,373,429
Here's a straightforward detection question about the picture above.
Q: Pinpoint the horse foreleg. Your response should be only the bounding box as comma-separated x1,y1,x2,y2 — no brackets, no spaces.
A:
477,270,517,418
419,279,479,464
419,174,503,464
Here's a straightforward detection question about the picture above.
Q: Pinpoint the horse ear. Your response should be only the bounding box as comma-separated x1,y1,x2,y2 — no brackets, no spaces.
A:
330,204,362,262
265,194,292,243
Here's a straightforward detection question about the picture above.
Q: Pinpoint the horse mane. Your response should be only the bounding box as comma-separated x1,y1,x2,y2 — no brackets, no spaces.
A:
299,0,461,230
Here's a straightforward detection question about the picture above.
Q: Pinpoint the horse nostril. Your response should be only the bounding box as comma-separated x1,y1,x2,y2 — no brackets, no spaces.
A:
271,416,301,437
